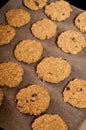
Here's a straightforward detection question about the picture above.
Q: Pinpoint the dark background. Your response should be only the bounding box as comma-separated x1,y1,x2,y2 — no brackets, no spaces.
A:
0,0,85,130
0,0,86,10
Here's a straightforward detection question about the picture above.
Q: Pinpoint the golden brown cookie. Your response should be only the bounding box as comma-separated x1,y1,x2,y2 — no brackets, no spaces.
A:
0,88,4,106
63,78,86,108
0,61,24,88
6,8,31,27
14,40,43,64
16,85,50,115
32,114,68,130
45,1,72,21
31,18,57,40
75,11,86,33
36,56,71,83
0,24,16,45
23,0,47,10
57,30,86,54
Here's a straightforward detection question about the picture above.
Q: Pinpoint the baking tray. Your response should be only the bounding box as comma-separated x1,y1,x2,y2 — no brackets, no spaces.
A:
0,0,86,130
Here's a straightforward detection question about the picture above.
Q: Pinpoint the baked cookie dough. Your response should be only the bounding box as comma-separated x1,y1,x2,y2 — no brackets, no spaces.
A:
75,11,86,33
63,78,86,108
0,88,4,106
57,30,86,54
32,114,68,130
0,24,16,45
14,40,43,64
45,1,72,21
16,85,50,115
31,18,57,40
36,56,71,83
23,0,47,10
0,61,24,88
6,8,31,27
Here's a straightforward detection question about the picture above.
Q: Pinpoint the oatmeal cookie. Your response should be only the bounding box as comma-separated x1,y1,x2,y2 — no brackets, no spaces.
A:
6,8,31,27
16,85,50,115
63,78,86,108
36,56,71,83
0,61,24,88
31,18,57,40
14,40,43,64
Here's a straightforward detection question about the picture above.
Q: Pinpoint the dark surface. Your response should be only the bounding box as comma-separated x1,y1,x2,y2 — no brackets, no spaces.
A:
67,0,86,10
0,0,9,8
0,0,86,130
0,0,86,10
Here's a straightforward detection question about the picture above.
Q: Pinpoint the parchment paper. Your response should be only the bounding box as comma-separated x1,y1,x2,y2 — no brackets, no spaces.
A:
0,0,86,130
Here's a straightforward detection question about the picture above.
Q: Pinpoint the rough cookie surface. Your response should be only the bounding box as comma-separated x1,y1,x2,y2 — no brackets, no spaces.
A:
14,40,43,64
0,88,4,106
75,11,86,33
0,61,24,88
6,8,31,27
0,24,16,45
45,1,72,21
57,30,86,54
63,78,86,108
23,0,47,10
36,57,71,83
31,18,57,40
16,85,50,115
32,114,68,130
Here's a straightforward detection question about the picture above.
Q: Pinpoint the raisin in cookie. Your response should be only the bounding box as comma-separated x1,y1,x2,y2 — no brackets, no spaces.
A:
45,1,72,21
57,30,86,54
6,8,31,27
0,61,24,88
32,114,68,130
0,24,16,45
23,0,47,10
63,78,86,108
36,56,71,83
14,40,43,64
16,85,50,115
31,18,57,40
75,11,86,33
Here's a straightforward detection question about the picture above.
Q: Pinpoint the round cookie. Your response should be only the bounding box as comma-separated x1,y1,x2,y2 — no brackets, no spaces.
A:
0,24,16,45
16,85,50,115
0,61,24,88
31,18,57,40
23,0,47,10
14,40,43,64
75,11,86,33
32,114,68,130
63,78,86,108
45,1,72,21
0,88,4,106
57,30,86,54
36,56,71,83
6,8,31,27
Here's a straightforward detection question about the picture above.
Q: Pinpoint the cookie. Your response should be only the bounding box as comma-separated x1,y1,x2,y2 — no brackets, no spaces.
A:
23,0,47,10
16,85,50,115
31,18,57,40
75,11,86,33
0,61,24,88
14,40,43,64
63,78,86,108
36,56,71,83
32,114,68,130
0,88,4,106
6,8,31,27
0,24,16,45
57,30,86,54
45,1,72,21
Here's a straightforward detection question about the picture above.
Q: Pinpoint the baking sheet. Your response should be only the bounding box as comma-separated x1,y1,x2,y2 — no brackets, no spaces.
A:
0,0,86,130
